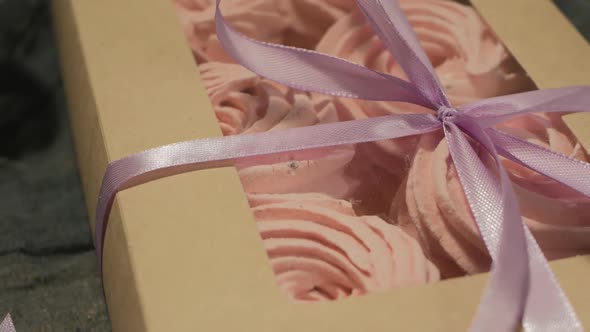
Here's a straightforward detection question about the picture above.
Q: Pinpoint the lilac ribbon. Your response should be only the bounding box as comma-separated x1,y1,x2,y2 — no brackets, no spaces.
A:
93,0,590,330
0,315,15,332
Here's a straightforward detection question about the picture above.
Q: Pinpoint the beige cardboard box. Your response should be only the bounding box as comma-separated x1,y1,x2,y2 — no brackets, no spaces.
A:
51,0,590,330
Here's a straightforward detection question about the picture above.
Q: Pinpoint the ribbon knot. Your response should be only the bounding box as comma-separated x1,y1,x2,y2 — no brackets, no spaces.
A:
436,106,459,122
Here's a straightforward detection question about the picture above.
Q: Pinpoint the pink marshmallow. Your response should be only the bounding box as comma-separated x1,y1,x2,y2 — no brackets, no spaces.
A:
173,0,289,62
199,61,359,199
391,128,590,278
250,193,440,301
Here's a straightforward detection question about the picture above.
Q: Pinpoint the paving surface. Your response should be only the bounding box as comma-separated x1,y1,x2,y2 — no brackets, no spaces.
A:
0,1,109,331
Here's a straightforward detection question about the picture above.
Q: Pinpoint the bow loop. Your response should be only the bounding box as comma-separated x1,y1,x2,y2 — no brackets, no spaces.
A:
354,0,450,107
214,0,434,108
459,86,590,128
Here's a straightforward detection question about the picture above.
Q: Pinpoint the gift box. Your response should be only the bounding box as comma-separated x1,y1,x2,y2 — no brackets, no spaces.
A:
51,0,590,330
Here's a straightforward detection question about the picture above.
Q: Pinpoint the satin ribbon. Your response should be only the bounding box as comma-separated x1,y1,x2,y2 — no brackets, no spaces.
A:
0,315,15,332
94,0,590,330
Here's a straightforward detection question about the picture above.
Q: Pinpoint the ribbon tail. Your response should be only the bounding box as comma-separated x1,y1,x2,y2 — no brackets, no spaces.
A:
521,228,583,332
460,86,590,128
354,0,449,106
214,0,432,107
445,122,528,331
489,128,590,197
447,120,583,331
94,114,441,274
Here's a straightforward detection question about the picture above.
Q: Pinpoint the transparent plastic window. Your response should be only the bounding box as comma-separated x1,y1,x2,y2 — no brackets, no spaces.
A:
171,0,590,302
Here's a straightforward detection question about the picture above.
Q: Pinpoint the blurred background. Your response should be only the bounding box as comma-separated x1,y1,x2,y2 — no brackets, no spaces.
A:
0,0,588,331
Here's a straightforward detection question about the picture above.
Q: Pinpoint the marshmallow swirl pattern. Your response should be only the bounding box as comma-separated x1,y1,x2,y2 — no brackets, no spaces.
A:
250,193,440,301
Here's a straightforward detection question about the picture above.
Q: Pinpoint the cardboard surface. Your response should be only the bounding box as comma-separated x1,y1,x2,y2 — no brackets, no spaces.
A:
52,0,590,331
471,0,590,151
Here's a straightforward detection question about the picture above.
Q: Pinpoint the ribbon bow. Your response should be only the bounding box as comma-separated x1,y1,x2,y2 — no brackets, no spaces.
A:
95,0,590,330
